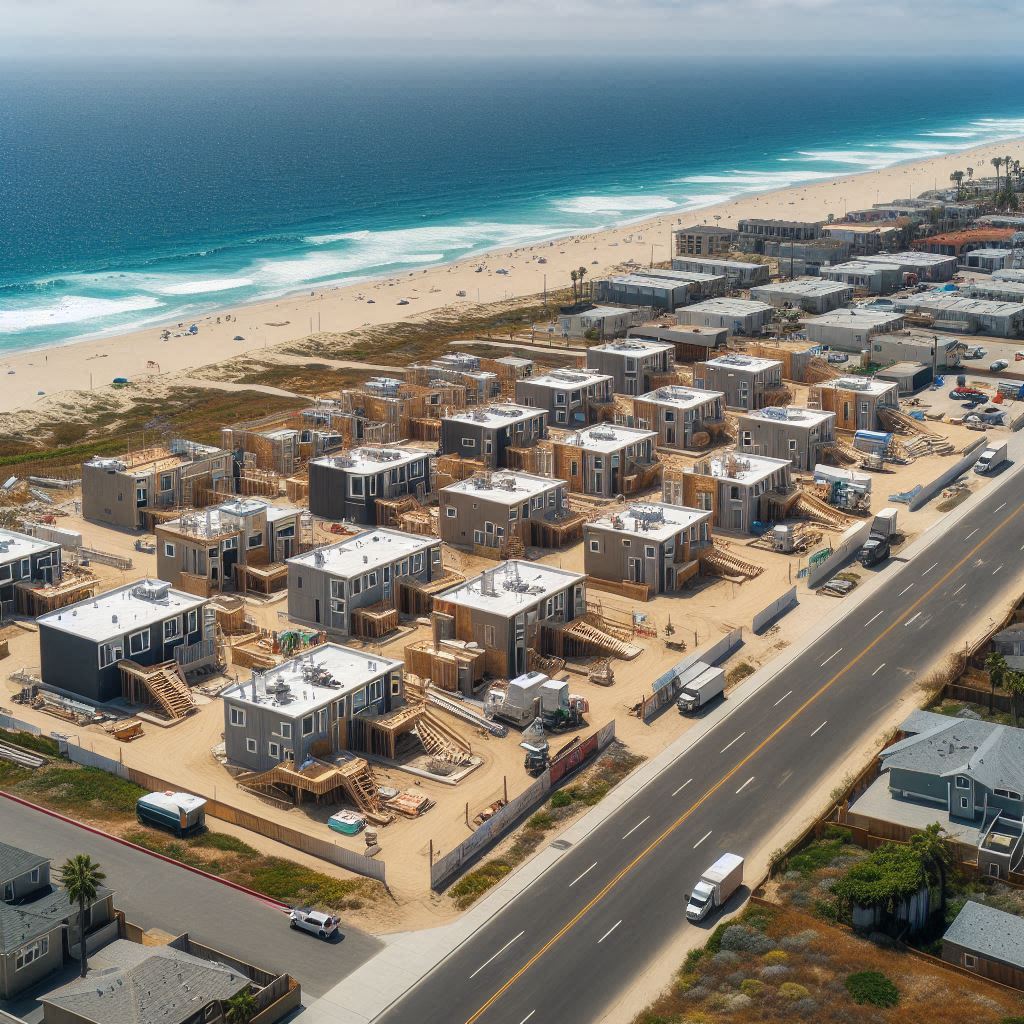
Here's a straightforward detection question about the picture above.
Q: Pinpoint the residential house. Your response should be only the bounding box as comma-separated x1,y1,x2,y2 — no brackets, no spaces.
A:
431,561,586,678
156,499,305,596
807,376,899,430
676,298,774,337
286,529,442,636
736,218,821,254
589,274,692,312
671,257,770,288
515,368,614,427
36,580,213,704
307,447,433,524
221,644,405,771
804,308,906,351
81,440,232,530
672,224,738,257
406,353,501,405
763,238,851,277
584,502,712,593
550,424,659,498
869,333,962,370
440,471,577,552
822,221,906,256
989,624,1024,671
439,405,547,469
587,338,675,395
911,227,1016,259
629,385,725,449
0,529,62,619
942,901,1024,989
820,260,904,295
694,353,784,411
628,324,728,363
736,406,836,471
641,267,729,300
750,278,853,314
0,842,116,1000
892,294,1024,338
858,251,958,282
965,248,1013,273
666,451,793,533
556,304,649,340
966,279,1024,303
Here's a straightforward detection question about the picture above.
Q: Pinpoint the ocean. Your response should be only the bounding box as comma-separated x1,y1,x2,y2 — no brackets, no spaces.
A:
2,58,1024,351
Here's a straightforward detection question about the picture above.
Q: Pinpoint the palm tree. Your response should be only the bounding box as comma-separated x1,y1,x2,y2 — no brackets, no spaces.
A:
992,156,1003,192
224,988,258,1024
1005,669,1024,728
569,269,578,304
60,854,105,978
910,823,952,919
966,166,974,181
986,650,1008,713
950,170,964,200
577,266,588,299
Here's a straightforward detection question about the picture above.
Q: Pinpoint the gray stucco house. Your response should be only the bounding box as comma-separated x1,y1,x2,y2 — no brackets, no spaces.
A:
736,406,837,471
587,338,675,396
514,368,613,427
36,580,213,704
584,502,712,593
694,353,784,411
1,842,116,1000
0,529,62,618
942,901,1024,989
550,424,660,498
307,447,433,525
439,405,548,469
286,529,442,636
628,385,725,450
221,644,405,771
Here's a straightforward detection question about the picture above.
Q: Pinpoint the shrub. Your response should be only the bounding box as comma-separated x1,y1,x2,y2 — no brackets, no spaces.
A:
720,924,774,954
712,950,739,965
549,790,573,809
706,921,731,955
674,971,700,993
787,837,848,876
195,832,257,855
780,928,819,951
845,970,899,1007
762,949,788,965
683,947,705,972
526,811,554,831
760,964,791,978
778,982,811,1000
739,978,765,997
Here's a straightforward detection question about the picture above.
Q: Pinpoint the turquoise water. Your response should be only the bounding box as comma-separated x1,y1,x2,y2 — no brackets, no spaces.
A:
2,58,1023,351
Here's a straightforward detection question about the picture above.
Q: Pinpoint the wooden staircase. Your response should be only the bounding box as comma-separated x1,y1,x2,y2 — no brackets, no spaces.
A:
415,711,473,766
561,618,643,660
700,544,764,581
788,490,855,531
119,660,197,720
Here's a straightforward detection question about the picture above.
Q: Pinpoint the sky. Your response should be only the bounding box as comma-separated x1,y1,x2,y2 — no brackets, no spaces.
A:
2,0,1023,59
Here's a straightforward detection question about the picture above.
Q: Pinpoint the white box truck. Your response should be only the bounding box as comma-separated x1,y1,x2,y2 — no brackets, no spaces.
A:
676,666,726,714
974,441,1008,475
686,852,744,922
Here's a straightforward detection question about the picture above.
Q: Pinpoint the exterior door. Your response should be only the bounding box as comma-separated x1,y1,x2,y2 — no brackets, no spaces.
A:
314,599,321,624
628,558,643,583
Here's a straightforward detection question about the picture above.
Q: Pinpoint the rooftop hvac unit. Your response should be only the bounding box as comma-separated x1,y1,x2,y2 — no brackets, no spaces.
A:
133,580,172,603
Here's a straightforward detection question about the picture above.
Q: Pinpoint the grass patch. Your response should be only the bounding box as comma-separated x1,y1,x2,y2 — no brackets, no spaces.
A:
937,489,972,513
16,763,146,820
0,731,60,757
727,661,756,685
845,969,899,1007
786,834,850,877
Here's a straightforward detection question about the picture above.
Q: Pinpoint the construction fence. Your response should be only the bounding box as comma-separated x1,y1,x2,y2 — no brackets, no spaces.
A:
0,713,43,737
430,720,616,889
641,627,743,721
55,740,388,884
751,587,798,634
907,436,987,512
805,520,872,589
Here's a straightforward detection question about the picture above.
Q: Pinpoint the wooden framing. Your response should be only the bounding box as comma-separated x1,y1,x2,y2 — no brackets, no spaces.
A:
351,602,400,639
14,569,97,617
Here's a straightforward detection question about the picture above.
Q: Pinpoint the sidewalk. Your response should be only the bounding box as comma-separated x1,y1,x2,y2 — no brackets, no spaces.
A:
304,447,1024,1024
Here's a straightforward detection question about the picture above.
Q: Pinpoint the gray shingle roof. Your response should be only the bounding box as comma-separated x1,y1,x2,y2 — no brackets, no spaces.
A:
882,711,1024,795
0,884,112,953
944,900,1024,969
0,842,49,885
41,941,248,1024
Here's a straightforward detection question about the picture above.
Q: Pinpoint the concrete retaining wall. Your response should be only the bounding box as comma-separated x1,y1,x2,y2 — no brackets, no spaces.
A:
907,437,988,511
752,587,798,633
806,521,873,589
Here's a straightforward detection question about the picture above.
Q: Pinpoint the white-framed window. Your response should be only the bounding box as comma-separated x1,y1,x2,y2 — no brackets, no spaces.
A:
0,563,13,584
994,788,1022,800
98,642,123,668
279,722,292,739
483,624,496,647
163,542,175,558
248,532,263,549
229,707,246,727
955,776,970,789
302,715,314,736
333,698,346,718
365,571,377,588
445,506,457,518
159,473,173,491
128,630,149,656
29,868,39,884
963,954,977,969
163,617,181,642
15,937,48,971
352,688,367,713
269,741,280,759
588,539,601,553
316,709,328,733
368,678,384,703
645,545,655,558
462,437,477,449
960,796,969,810
413,553,424,571
391,676,402,696
245,738,257,754
187,609,198,634
350,476,364,497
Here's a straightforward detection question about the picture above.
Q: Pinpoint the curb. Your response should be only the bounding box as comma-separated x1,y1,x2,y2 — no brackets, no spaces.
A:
0,790,290,912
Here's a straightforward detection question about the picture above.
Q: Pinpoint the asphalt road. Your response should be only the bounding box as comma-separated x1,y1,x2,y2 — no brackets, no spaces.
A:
0,801,383,998
379,463,1024,1024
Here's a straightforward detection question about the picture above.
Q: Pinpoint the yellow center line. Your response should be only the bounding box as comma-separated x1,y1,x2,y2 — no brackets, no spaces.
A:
463,496,1024,1024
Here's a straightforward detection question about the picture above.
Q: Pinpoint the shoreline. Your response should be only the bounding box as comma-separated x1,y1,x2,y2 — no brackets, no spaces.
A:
2,133,1024,418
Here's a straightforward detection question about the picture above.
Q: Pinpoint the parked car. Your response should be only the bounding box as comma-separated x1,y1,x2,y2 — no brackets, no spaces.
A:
963,346,987,359
289,908,340,940
826,352,849,364
950,388,985,401
990,359,1009,372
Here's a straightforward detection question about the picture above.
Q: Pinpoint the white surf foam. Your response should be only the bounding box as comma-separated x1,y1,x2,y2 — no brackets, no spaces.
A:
149,277,255,296
0,295,164,334
554,195,677,216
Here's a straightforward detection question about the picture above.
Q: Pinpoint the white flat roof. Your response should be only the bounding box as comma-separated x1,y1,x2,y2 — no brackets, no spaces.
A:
693,451,792,484
740,405,834,428
591,338,674,357
38,580,206,643
0,528,59,564
288,529,436,578
824,260,902,273
311,446,432,476
807,308,904,328
643,269,725,284
444,404,542,427
439,560,584,615
163,500,300,539
555,424,657,453
526,368,612,390
674,257,765,272
443,471,561,505
751,279,852,297
223,644,403,717
860,252,957,266
685,298,773,317
601,274,688,290
638,385,724,411
967,248,1012,258
589,502,710,543
815,376,898,396
898,295,1024,315
703,352,781,373
572,305,637,318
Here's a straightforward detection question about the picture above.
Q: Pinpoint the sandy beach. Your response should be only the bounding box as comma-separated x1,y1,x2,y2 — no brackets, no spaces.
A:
2,136,1023,418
